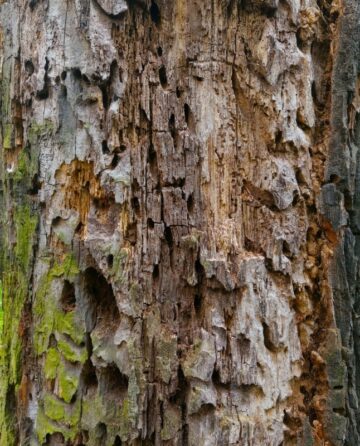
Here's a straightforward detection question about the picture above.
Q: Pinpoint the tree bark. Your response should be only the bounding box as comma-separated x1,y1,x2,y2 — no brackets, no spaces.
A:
1,0,360,445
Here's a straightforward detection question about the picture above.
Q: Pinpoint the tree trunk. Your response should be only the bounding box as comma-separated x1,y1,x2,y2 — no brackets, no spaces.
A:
1,0,360,445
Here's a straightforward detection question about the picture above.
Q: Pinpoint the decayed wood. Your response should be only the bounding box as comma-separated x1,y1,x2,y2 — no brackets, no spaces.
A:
0,0,360,445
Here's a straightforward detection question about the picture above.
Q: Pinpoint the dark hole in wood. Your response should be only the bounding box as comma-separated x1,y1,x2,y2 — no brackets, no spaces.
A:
75,222,84,235
82,73,90,84
275,129,282,146
99,364,128,401
36,85,49,100
194,294,202,316
44,432,65,445
95,422,107,444
187,193,194,213
176,87,182,98
147,144,157,166
114,436,122,446
25,60,34,75
153,264,159,279
295,168,306,185
29,0,37,11
111,154,120,169
184,103,190,125
131,197,140,216
169,366,187,404
329,173,340,184
81,430,90,443
60,281,76,313
102,140,110,154
147,218,155,229
99,83,109,109
81,360,98,395
159,65,168,88
150,1,161,25
29,173,42,195
72,68,82,79
296,109,309,132
168,114,176,139
48,333,57,349
5,385,16,420
283,240,292,258
292,190,300,206
296,29,304,51
83,268,120,333
195,259,204,276
107,254,114,269
311,81,317,101
140,108,150,127
262,322,278,352
164,226,173,248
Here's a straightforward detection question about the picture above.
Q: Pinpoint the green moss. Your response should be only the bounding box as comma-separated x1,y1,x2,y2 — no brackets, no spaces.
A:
44,348,60,380
28,119,55,140
81,392,106,429
58,360,79,403
30,253,86,441
33,271,56,355
0,57,41,446
44,393,66,422
3,123,12,150
56,311,84,346
51,255,79,278
35,408,58,443
117,341,142,440
35,406,78,444
68,399,82,427
34,255,80,355
43,392,81,426
57,338,87,364
0,424,16,446
0,281,3,336
2,271,27,385
13,151,30,182
14,205,37,271
0,61,11,119
0,268,29,444
111,248,128,283
119,399,130,439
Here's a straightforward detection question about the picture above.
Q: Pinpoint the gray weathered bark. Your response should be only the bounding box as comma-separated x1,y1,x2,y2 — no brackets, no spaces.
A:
1,0,360,445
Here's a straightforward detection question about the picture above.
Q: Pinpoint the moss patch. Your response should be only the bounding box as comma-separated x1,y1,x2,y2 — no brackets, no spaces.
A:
44,348,61,380
58,360,80,403
14,205,37,271
33,254,80,355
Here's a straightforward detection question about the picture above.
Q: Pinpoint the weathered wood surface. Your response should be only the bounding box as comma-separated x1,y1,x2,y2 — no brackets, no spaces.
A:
0,0,360,445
